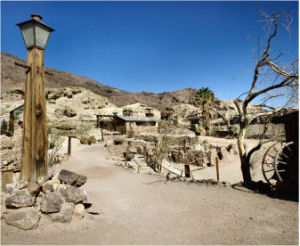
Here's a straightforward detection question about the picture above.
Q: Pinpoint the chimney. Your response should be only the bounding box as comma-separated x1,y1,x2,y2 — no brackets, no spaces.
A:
31,14,42,22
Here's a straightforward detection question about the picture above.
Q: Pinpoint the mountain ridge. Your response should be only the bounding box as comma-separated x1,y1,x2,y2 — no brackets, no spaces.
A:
1,52,197,110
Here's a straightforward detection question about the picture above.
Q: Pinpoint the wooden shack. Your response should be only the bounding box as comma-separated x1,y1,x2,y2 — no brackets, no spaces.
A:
115,115,160,134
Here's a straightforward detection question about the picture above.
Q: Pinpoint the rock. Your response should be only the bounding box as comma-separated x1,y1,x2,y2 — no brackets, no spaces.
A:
5,190,33,208
42,183,54,193
59,185,86,204
48,99,56,104
66,90,73,98
55,108,64,118
48,90,63,100
86,202,100,215
28,182,41,196
42,179,60,193
73,204,85,218
58,169,87,187
41,192,64,214
5,184,16,194
50,202,75,223
5,208,41,230
64,106,76,117
72,88,81,95
35,192,44,208
18,180,29,190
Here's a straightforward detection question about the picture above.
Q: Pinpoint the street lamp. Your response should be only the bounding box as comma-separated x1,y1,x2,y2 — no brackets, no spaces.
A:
17,14,54,50
16,14,54,182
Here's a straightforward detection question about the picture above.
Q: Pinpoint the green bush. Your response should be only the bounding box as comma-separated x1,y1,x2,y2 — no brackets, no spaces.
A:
88,136,97,145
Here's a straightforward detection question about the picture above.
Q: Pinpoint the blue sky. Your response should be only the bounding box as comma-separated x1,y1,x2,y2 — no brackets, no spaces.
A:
1,1,298,101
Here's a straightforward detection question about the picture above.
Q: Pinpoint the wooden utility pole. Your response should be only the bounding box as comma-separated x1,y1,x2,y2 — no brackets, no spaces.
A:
22,48,48,181
17,14,54,182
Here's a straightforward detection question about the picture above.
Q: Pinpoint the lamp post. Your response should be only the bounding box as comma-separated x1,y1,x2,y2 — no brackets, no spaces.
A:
17,14,54,182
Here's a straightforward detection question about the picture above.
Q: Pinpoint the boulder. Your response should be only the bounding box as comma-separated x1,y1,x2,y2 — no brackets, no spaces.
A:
28,182,41,196
55,108,64,118
66,90,73,98
41,192,64,214
48,90,63,100
59,185,86,204
5,184,16,194
18,180,29,190
58,169,87,187
42,183,54,193
5,208,41,230
73,204,85,218
35,192,44,208
63,106,76,117
48,99,56,104
50,202,75,223
72,88,81,95
42,179,60,193
5,190,33,208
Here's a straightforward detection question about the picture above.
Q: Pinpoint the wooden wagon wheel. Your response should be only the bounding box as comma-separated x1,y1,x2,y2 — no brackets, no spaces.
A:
274,141,296,182
262,142,281,186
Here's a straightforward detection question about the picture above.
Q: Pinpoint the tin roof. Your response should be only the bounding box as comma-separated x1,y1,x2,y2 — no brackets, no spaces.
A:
117,115,160,122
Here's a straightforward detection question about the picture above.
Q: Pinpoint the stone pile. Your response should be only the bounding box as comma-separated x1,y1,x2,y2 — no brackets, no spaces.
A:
1,128,23,171
2,169,99,230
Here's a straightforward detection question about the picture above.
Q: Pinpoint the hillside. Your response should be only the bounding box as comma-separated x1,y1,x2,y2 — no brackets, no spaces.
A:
1,52,197,110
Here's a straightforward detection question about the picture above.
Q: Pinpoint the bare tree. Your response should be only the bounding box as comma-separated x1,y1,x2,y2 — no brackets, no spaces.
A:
233,10,298,184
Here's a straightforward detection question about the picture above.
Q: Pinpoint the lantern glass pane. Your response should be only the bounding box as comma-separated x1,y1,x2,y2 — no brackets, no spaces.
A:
35,24,50,49
20,22,34,49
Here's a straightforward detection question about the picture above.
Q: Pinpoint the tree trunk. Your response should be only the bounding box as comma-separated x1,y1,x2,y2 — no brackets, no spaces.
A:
237,126,252,184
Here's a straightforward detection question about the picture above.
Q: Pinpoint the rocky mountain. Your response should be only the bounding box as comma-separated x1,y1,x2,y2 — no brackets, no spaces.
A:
1,52,197,110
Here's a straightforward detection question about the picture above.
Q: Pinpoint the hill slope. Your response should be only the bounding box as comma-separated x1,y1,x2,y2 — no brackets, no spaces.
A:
1,52,197,109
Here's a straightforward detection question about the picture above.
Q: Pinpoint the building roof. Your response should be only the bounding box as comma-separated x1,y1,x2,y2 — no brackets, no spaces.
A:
117,115,161,122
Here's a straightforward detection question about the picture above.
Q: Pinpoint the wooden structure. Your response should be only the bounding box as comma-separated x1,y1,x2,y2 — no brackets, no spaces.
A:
22,48,48,181
114,115,160,134
262,110,298,193
161,107,175,121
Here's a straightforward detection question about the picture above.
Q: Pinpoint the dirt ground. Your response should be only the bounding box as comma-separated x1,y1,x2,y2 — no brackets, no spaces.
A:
1,143,298,245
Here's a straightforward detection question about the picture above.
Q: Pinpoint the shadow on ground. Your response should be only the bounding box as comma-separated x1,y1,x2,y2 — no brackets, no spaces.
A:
232,181,298,202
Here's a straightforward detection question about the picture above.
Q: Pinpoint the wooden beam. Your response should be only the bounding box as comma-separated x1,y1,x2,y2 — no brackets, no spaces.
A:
22,48,48,182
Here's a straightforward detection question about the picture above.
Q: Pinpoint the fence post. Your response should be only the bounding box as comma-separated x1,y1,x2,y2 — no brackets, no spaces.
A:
215,157,219,181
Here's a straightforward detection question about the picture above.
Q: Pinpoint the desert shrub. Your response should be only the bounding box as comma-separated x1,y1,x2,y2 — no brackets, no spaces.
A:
1,120,8,135
56,123,72,131
48,126,65,166
80,137,88,144
114,137,124,145
153,135,175,173
75,124,91,139
88,136,97,145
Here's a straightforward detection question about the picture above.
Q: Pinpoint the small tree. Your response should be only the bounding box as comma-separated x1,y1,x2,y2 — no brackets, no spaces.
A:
194,87,215,134
234,10,298,184
154,135,174,173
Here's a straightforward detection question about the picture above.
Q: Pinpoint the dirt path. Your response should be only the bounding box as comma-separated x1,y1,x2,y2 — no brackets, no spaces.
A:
2,144,298,245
